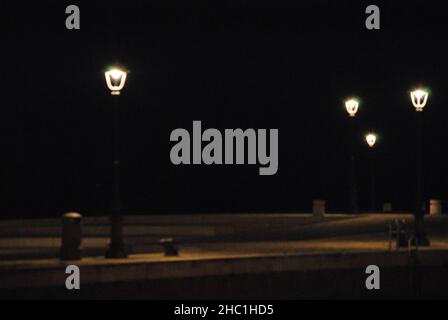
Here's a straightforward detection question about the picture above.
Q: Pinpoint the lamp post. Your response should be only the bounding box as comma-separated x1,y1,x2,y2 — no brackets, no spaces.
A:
345,98,360,213
410,88,430,246
365,133,377,212
105,68,128,258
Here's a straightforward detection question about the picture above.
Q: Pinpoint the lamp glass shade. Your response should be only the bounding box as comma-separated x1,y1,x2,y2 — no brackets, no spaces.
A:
410,89,428,112
345,98,359,117
365,133,377,147
105,69,127,95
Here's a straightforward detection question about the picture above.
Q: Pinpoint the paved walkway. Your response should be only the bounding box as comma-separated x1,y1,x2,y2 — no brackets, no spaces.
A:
2,236,448,270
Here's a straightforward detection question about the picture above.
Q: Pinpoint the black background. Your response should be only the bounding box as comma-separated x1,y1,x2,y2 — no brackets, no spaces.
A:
3,0,448,218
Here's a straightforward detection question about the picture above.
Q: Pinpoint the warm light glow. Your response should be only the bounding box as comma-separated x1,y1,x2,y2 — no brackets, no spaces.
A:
345,98,359,117
365,133,377,148
110,70,123,80
105,68,127,95
410,88,428,112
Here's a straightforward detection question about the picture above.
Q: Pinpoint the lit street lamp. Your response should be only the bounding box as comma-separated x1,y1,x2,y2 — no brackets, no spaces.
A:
345,98,359,213
365,133,376,148
410,89,428,112
365,133,377,212
345,98,359,117
410,87,430,246
105,67,128,258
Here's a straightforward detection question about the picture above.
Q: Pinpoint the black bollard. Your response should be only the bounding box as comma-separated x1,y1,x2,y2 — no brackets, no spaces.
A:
160,238,179,257
60,212,82,260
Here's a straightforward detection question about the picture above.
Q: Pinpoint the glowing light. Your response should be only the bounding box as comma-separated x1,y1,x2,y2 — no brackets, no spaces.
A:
345,98,359,117
105,68,127,95
365,133,377,148
410,88,428,112
110,70,123,80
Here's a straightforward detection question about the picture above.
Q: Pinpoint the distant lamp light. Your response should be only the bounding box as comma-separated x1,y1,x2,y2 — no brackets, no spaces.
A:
345,98,359,117
410,88,428,112
105,68,127,95
365,133,377,148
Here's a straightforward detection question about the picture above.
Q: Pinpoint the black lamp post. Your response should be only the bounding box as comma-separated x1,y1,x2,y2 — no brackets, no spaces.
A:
365,133,377,212
345,98,360,214
105,68,128,258
410,88,430,246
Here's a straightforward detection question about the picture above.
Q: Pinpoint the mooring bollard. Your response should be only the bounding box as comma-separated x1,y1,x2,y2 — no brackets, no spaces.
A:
312,200,325,218
160,238,179,256
60,212,82,260
429,199,442,215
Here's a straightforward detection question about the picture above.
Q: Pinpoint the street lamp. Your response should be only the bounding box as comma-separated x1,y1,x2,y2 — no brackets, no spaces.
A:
345,98,359,117
410,89,428,112
345,97,360,213
365,133,377,212
105,67,128,258
105,69,127,96
410,87,430,246
365,133,376,148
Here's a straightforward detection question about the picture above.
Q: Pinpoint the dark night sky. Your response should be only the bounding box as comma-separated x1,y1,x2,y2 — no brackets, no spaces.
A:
3,0,448,217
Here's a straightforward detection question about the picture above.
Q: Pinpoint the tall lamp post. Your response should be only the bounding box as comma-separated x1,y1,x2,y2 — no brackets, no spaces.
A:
410,88,430,246
345,98,360,213
105,68,128,258
365,133,377,212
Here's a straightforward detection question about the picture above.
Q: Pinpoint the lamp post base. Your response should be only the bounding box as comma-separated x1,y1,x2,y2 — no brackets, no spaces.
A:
105,243,128,259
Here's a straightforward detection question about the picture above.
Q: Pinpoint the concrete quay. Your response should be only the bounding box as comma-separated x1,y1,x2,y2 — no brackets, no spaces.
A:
1,213,447,260
1,245,448,299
